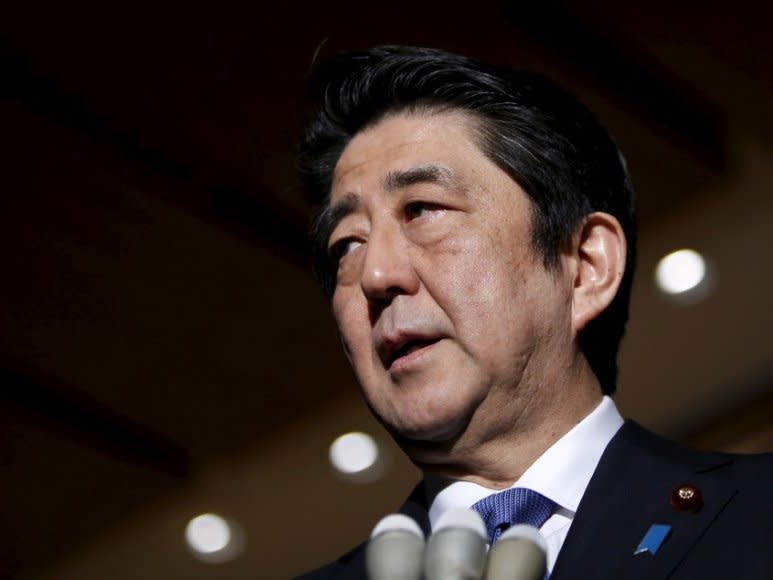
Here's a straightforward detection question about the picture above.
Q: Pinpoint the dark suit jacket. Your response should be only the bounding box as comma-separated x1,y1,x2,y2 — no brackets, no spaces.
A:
297,421,773,579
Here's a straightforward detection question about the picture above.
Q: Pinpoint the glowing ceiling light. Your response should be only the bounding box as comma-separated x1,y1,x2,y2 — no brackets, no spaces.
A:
655,249,707,296
329,431,379,476
185,513,243,563
186,513,231,554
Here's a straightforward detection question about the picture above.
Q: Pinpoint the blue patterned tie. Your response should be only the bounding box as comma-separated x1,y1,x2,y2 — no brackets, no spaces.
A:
471,487,556,546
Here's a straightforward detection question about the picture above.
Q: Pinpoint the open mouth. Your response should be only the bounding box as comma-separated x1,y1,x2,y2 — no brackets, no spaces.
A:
387,338,440,368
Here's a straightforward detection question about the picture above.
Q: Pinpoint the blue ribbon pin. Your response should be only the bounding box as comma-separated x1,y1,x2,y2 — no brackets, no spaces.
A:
634,524,672,555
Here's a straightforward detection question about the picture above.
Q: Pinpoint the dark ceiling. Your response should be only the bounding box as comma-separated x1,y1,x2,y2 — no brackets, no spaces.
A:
2,1,772,578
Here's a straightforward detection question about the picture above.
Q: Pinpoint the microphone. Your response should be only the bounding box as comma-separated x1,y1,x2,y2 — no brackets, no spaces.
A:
483,524,548,580
365,514,425,580
424,508,488,580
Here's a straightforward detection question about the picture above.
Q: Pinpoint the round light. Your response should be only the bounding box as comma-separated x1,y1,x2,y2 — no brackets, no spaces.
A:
185,513,231,555
655,249,707,295
329,431,379,475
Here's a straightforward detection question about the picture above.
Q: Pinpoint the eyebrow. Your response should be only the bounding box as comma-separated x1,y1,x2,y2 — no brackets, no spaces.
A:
384,163,455,191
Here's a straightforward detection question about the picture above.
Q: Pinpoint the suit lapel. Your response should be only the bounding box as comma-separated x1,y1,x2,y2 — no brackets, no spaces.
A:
398,480,432,536
311,424,740,580
551,422,737,580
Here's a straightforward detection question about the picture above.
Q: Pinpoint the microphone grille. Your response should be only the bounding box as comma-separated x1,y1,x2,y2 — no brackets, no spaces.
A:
370,513,424,539
433,508,486,538
498,524,547,551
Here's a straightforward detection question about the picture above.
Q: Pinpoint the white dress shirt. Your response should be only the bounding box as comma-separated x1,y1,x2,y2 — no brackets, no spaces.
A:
425,396,624,572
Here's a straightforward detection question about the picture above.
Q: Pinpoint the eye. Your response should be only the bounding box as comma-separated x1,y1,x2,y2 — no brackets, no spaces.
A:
405,201,444,220
329,237,363,262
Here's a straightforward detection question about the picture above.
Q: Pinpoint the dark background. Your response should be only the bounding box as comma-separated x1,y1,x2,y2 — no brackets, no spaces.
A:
2,2,772,577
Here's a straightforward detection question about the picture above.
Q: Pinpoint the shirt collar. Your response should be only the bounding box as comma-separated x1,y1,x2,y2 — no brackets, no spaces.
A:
426,396,624,529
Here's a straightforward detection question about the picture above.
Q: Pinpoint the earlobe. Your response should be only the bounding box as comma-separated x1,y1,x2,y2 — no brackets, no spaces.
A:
570,212,626,332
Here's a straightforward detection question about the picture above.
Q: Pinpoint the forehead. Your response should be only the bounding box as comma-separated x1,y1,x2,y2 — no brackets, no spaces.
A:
332,110,485,198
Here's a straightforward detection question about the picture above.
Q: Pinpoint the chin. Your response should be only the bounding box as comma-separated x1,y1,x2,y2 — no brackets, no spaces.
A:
386,409,472,448
365,381,483,447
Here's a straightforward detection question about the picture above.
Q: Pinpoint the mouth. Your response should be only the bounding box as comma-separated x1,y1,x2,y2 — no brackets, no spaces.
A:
381,336,441,370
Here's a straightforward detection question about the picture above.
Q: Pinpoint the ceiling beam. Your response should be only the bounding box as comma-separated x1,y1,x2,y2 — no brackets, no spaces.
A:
0,362,190,477
504,2,727,171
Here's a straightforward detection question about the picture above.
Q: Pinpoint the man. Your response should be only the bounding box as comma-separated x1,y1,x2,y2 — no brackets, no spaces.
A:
296,46,772,579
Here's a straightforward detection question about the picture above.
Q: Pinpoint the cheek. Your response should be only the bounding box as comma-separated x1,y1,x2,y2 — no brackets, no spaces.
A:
454,250,537,345
455,235,524,300
332,292,369,357
425,253,508,350
434,233,494,290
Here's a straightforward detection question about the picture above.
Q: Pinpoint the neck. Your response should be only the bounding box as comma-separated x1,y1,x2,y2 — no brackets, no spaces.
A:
407,363,605,489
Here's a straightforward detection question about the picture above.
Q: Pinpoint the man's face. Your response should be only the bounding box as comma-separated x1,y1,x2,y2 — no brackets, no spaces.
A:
327,110,574,450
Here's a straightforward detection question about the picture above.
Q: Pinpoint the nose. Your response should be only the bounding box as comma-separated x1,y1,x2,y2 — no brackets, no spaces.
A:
359,226,420,303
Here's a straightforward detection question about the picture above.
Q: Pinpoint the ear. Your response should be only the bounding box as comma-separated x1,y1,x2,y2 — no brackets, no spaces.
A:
569,212,627,333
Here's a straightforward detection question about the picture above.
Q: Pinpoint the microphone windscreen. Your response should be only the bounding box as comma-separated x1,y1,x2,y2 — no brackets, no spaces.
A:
424,508,487,580
434,507,488,536
366,514,424,580
484,524,547,580
370,513,424,539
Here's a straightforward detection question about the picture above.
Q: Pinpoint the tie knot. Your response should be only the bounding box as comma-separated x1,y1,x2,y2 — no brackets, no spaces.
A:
471,488,556,546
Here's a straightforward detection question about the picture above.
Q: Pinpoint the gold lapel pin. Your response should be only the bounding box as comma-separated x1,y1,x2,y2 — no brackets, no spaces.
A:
670,484,703,513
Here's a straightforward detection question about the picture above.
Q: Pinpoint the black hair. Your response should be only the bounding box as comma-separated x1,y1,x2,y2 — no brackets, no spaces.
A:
298,46,636,395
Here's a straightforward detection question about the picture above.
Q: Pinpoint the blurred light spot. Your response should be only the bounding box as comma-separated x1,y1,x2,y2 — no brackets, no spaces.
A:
185,513,244,563
655,249,707,297
329,431,379,476
186,513,230,554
